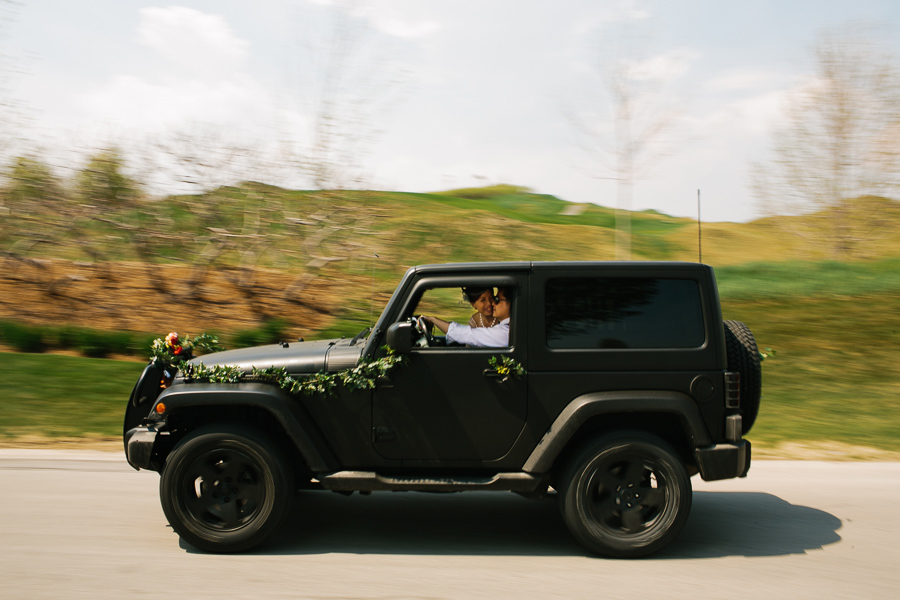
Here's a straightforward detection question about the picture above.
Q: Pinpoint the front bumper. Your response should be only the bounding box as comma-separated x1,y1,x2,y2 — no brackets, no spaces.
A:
695,440,751,481
124,425,161,471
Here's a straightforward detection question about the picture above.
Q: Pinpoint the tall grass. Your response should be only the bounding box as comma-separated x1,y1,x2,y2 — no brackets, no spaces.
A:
722,290,900,452
0,352,145,439
231,319,289,348
0,320,156,357
0,319,299,358
716,258,900,300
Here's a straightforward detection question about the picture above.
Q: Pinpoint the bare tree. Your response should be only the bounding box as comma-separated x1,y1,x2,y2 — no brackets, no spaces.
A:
0,0,25,160
292,0,405,191
141,125,272,299
752,24,900,258
570,31,682,260
0,153,68,279
0,1,38,271
69,147,145,284
282,0,407,297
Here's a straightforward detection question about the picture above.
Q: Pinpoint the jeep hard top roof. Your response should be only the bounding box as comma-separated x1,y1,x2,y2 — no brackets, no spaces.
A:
410,261,711,274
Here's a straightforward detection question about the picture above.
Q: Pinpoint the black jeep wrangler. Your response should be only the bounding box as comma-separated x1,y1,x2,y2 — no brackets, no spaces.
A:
124,261,759,557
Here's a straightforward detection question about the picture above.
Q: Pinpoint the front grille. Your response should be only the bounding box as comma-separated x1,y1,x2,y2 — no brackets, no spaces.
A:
725,371,740,409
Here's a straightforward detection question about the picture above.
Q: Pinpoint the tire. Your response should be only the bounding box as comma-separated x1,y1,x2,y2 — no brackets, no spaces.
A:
558,432,692,558
160,424,295,553
723,320,762,433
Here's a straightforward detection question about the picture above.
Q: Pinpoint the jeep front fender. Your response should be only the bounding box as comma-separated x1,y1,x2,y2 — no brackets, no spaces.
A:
522,390,712,474
155,382,339,472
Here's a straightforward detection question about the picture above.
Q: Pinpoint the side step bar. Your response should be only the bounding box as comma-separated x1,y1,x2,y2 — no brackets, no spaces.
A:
318,471,544,493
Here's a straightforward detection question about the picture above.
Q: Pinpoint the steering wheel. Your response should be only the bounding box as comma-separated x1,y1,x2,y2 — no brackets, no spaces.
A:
413,315,434,347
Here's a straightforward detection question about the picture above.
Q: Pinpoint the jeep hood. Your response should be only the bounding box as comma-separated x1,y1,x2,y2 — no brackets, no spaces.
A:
187,338,363,376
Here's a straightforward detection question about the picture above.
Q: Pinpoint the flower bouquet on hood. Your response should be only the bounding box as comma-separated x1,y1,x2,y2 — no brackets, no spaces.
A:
150,332,223,367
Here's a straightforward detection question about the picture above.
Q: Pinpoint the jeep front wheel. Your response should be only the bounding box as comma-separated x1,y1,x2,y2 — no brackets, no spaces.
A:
558,432,691,558
160,425,294,553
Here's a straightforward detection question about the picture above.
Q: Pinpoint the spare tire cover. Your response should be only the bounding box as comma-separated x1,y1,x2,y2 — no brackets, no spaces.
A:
723,320,762,434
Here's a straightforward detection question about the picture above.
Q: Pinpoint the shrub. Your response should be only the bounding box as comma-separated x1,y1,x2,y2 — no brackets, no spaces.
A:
126,332,161,358
74,329,137,358
434,184,531,200
0,320,48,353
0,320,154,358
232,319,288,348
54,325,82,350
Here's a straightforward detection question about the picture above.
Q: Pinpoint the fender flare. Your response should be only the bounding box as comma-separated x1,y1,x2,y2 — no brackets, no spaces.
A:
155,382,339,472
522,390,712,474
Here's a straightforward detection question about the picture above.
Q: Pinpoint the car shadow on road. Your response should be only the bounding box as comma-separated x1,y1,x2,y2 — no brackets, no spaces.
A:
209,489,842,558
259,491,578,556
659,491,843,559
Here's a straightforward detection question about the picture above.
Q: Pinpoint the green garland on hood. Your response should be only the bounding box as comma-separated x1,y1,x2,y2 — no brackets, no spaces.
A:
149,331,406,397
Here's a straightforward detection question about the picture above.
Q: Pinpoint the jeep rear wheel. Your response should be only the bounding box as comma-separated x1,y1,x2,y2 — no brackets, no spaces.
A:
160,425,294,553
724,320,762,433
559,432,692,558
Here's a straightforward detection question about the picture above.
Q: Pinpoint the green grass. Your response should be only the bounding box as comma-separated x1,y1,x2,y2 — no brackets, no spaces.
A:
3,286,898,452
0,319,320,359
0,353,146,440
716,259,900,300
0,320,158,357
11,185,899,269
231,319,289,348
3,183,900,453
722,291,900,452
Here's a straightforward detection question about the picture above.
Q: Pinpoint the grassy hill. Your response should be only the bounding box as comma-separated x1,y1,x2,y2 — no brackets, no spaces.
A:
1,184,899,455
715,261,900,455
15,182,899,267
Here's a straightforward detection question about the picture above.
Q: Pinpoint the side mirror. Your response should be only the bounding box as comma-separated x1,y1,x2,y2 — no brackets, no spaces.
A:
386,321,413,354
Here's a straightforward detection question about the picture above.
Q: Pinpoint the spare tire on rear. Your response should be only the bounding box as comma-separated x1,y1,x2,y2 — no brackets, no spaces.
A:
723,320,762,434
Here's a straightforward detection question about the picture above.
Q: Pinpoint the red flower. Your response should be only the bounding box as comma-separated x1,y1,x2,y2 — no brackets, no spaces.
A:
165,332,180,347
173,346,183,355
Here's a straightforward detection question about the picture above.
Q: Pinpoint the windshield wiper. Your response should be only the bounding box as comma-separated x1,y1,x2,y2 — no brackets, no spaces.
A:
350,327,371,346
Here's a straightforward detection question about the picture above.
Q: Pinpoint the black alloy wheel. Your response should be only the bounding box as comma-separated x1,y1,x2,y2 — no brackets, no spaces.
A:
160,425,294,553
559,432,691,558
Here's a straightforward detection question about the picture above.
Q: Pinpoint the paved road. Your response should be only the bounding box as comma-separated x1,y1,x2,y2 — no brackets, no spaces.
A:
2,450,898,599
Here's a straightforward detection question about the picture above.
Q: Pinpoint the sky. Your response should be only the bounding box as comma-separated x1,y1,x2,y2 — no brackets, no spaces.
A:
5,0,900,222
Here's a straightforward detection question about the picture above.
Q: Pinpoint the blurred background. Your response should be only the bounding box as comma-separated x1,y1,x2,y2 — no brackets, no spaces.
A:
0,0,898,455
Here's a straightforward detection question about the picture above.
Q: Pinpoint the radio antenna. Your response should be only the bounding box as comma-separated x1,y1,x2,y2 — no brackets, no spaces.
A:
697,189,702,263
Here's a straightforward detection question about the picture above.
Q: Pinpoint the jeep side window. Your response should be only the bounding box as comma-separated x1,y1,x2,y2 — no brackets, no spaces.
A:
410,285,512,348
412,287,473,325
545,277,705,349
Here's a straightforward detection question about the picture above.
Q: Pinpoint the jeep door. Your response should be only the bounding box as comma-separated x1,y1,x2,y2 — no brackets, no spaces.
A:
372,274,528,463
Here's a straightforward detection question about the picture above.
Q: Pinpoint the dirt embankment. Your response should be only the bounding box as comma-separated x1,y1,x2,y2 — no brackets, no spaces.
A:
0,258,339,338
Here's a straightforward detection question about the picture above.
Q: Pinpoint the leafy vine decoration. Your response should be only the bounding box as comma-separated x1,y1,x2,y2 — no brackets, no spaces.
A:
488,355,526,382
150,332,406,396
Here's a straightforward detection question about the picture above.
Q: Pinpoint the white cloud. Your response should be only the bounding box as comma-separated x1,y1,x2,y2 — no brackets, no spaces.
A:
370,16,441,39
728,90,791,135
705,68,782,92
604,0,652,23
569,1,652,40
136,6,249,76
71,7,274,136
301,0,441,39
679,87,792,142
76,74,272,130
628,48,702,82
579,0,651,32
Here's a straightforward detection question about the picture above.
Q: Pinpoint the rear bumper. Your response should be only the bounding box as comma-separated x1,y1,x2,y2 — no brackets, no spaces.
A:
124,425,160,471
695,440,751,481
